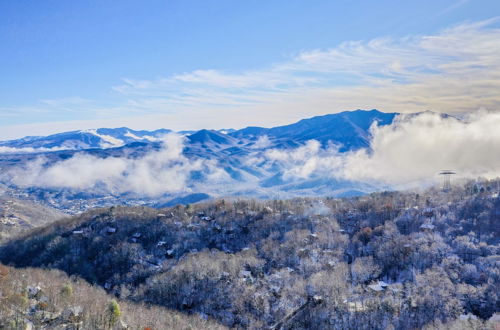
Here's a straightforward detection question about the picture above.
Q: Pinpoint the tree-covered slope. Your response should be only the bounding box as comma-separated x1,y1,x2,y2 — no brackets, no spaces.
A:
0,263,226,329
1,180,499,329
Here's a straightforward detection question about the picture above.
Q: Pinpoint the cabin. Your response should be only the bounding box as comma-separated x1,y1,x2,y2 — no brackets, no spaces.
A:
187,223,200,231
298,248,309,257
420,223,435,231
368,281,389,293
27,285,41,298
423,207,434,218
212,223,222,232
345,300,367,312
263,206,273,214
239,270,253,284
239,270,252,278
459,314,477,321
102,226,116,235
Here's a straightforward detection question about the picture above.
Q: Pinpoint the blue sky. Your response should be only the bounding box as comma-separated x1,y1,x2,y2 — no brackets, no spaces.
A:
1,0,500,139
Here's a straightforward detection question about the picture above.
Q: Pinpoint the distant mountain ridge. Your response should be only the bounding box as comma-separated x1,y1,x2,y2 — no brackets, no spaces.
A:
229,109,397,151
0,127,172,150
0,109,398,152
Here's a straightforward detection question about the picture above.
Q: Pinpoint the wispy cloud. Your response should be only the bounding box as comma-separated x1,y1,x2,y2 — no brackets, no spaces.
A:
111,18,500,116
1,19,500,139
440,0,471,15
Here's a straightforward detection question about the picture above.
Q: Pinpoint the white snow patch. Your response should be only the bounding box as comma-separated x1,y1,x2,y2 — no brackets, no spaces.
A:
84,129,124,148
124,131,143,140
124,131,164,142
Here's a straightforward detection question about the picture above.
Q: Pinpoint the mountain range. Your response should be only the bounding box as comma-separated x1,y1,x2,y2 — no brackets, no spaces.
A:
0,127,172,150
0,109,400,211
0,109,396,152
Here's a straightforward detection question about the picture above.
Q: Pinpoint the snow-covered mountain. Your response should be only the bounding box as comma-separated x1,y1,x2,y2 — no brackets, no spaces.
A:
0,110,401,210
0,109,396,152
230,109,397,151
0,127,172,150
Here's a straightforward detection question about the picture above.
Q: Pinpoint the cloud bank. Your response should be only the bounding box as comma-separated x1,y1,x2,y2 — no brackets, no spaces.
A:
262,111,500,187
4,111,500,197
8,134,231,197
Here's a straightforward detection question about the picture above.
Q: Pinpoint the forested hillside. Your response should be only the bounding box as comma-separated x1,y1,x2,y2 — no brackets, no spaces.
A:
1,180,499,329
0,195,63,243
0,264,226,329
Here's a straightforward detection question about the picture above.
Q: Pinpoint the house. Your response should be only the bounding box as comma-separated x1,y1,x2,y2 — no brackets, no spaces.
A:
27,285,41,298
379,281,389,288
102,226,116,234
344,300,367,312
423,207,434,218
187,223,200,230
239,270,252,278
298,248,310,257
263,206,273,214
420,223,435,231
459,314,477,321
239,270,253,284
368,281,389,292
309,233,319,240
368,284,384,292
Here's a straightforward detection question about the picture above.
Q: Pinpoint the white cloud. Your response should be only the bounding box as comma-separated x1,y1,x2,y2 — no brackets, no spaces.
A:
251,135,272,149
343,110,500,184
3,19,499,141
109,19,500,125
440,0,471,14
261,111,500,187
7,134,232,197
0,146,71,154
